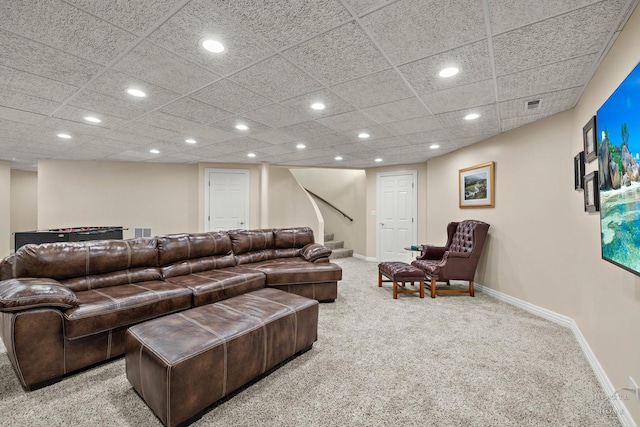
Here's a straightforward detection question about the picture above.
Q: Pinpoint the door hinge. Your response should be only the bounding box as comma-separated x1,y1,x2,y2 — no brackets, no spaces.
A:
208,215,210,221
208,181,210,187
412,218,414,223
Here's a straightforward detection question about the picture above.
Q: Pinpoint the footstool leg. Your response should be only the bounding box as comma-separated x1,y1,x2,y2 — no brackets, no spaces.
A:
378,271,382,287
393,281,398,299
431,278,437,298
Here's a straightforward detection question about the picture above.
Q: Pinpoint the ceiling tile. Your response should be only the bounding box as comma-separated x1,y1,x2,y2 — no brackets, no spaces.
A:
211,116,272,135
435,104,499,131
0,29,103,87
284,22,389,86
316,110,378,133
359,136,409,150
360,97,428,124
191,79,271,114
398,41,492,95
68,90,150,120
497,54,597,101
242,103,309,128
113,41,220,94
383,115,442,136
0,65,79,102
51,105,128,130
0,106,47,125
402,129,450,145
281,89,355,119
0,88,60,116
249,129,300,145
182,124,239,143
91,131,157,147
499,87,581,120
421,79,496,114
0,0,136,65
160,97,233,124
117,121,181,141
361,0,486,65
64,0,187,35
40,117,115,138
230,55,323,101
212,0,352,49
493,0,628,76
488,0,605,35
501,114,551,132
331,68,413,108
136,110,203,132
148,0,275,76
279,121,335,140
341,124,393,141
343,0,390,16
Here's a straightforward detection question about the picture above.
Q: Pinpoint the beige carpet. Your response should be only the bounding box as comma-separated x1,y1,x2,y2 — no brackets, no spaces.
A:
0,258,621,426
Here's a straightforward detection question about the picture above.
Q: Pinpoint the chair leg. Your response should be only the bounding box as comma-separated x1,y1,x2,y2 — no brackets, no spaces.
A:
430,278,437,298
469,280,475,297
419,279,424,298
393,281,398,299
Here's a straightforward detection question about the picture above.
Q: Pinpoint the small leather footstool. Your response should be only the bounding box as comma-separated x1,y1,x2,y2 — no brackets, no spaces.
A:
378,262,425,299
125,288,318,427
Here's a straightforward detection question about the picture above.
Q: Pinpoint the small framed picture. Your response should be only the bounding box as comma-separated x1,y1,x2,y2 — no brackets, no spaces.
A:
574,151,585,190
583,116,597,163
459,161,495,208
584,171,599,212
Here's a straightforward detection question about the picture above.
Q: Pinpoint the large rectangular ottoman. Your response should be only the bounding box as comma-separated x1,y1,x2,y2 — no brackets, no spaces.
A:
125,288,319,427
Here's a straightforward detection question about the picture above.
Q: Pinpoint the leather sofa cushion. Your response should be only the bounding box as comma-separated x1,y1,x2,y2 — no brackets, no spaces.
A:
165,267,265,306
8,238,157,281
157,232,232,266
241,259,342,285
228,229,274,255
64,281,192,339
161,254,236,279
273,227,314,249
61,267,162,292
0,278,79,312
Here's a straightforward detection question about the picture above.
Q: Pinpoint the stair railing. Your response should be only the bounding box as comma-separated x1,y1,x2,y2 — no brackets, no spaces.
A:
304,188,354,222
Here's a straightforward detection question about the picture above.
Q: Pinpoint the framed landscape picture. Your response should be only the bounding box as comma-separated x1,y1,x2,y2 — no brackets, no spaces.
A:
583,116,598,162
459,161,495,208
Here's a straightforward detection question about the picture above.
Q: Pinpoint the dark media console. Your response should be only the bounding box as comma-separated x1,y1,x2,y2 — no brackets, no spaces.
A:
14,226,124,250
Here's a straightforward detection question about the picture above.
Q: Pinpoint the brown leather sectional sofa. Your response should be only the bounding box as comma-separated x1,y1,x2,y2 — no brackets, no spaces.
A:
0,227,341,390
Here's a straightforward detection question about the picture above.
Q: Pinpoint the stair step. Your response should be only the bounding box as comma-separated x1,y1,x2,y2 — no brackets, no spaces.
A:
329,248,353,259
323,233,334,242
324,240,344,250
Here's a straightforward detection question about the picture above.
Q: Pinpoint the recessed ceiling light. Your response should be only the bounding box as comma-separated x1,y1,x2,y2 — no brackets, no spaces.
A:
375,158,383,163
84,116,101,123
296,143,306,149
185,139,197,144
439,67,459,78
57,133,72,139
464,113,480,121
201,39,225,53
127,88,146,97
335,156,343,161
247,152,256,158
311,103,325,110
235,124,249,131
358,132,370,139
430,144,440,149
150,149,160,154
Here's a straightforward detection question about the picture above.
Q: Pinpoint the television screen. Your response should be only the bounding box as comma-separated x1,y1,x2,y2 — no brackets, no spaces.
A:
597,62,640,276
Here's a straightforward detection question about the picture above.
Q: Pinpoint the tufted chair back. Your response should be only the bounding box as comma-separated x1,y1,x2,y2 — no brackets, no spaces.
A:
448,220,489,259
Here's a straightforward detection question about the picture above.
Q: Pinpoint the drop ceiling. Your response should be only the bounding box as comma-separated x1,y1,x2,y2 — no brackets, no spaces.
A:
0,0,638,171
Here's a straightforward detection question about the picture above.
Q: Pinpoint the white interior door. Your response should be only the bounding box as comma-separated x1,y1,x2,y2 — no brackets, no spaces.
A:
204,168,249,232
377,171,417,263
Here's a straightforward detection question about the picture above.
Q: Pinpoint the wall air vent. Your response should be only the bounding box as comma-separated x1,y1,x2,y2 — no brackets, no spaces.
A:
134,227,152,238
525,99,541,110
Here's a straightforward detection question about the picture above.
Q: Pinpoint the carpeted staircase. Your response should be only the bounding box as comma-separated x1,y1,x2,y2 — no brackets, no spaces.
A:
324,232,353,259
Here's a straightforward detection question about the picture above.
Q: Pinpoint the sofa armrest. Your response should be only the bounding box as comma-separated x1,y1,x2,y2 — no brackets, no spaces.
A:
301,243,332,262
0,278,79,312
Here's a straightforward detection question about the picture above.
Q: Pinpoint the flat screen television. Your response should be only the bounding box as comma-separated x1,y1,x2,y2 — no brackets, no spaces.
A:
597,61,640,276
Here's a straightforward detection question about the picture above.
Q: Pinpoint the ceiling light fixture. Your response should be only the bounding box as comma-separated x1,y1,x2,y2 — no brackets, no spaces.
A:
375,158,383,163
335,156,343,161
439,67,459,78
296,143,306,149
127,88,147,97
150,149,160,154
311,103,325,110
201,39,225,53
84,116,101,123
464,113,480,121
429,144,440,149
247,152,256,158
185,139,197,144
57,133,72,139
235,124,249,130
358,132,370,139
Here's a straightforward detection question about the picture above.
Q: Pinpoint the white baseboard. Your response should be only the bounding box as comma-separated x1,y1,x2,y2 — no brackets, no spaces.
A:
476,284,636,427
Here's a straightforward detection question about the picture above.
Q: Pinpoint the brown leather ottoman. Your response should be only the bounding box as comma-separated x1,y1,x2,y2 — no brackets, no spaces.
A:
378,262,425,299
125,288,318,427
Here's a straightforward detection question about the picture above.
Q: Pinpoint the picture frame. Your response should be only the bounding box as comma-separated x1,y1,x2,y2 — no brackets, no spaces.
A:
583,170,599,212
574,151,585,190
459,161,495,208
583,116,597,162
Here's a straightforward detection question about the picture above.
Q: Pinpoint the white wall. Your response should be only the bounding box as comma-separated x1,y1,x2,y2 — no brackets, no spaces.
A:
9,169,37,252
0,161,10,257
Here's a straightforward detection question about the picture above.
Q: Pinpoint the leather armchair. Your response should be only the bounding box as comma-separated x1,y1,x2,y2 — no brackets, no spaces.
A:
411,220,490,298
